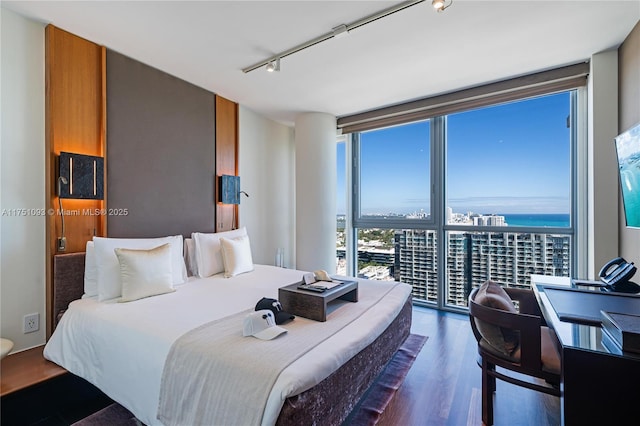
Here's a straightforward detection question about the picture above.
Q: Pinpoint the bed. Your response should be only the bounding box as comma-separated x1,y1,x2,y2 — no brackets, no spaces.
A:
44,232,412,426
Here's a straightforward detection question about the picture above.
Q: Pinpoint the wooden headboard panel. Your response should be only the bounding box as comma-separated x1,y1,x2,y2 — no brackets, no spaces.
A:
52,252,86,330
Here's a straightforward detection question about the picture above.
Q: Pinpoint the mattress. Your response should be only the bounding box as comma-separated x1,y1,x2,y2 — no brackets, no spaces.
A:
43,265,412,426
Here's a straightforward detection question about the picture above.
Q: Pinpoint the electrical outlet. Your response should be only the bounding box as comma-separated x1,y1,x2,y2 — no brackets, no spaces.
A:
24,313,39,334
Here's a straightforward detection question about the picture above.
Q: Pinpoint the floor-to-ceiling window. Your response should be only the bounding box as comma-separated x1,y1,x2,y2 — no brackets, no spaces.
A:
442,92,574,308
354,120,433,283
337,90,579,310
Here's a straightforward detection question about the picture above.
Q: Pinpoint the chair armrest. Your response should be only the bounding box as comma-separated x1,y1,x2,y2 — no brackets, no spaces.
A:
504,287,542,317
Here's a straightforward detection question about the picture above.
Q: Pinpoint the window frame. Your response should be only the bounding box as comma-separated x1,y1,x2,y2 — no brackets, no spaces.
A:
343,89,582,312
352,120,436,230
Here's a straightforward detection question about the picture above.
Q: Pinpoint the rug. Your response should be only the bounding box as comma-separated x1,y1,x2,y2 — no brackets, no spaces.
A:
71,402,139,425
344,333,427,425
72,333,427,426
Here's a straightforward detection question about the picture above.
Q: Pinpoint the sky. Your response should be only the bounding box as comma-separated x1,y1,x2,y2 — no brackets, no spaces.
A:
337,92,572,216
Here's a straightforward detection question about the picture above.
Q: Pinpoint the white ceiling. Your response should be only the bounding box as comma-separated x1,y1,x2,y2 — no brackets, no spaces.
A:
4,1,639,127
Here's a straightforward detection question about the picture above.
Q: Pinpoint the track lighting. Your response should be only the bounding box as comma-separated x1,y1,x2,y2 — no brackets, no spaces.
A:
242,0,425,74
432,0,453,12
265,57,280,73
244,1,452,74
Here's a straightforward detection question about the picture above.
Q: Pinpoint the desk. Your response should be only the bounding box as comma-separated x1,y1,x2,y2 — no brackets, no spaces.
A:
533,279,640,425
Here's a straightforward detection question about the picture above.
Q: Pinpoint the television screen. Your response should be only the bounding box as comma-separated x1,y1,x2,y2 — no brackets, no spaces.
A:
615,122,640,229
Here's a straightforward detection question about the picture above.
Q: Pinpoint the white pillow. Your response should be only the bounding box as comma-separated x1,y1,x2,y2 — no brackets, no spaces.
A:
220,235,254,278
183,238,198,277
83,241,98,298
94,235,186,301
192,227,247,278
115,243,175,302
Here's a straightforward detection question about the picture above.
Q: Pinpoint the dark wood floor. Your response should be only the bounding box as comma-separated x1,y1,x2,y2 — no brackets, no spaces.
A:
380,306,560,426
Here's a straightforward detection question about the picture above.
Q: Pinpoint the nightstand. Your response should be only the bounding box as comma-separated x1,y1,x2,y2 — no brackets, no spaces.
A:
0,345,67,397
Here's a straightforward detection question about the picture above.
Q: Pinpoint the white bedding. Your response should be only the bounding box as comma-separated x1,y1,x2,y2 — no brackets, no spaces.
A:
43,265,412,426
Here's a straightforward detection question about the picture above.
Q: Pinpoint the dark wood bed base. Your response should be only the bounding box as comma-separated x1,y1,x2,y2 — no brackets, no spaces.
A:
277,296,412,425
52,253,412,425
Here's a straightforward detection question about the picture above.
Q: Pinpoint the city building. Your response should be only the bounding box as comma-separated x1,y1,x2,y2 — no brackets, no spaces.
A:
393,229,570,306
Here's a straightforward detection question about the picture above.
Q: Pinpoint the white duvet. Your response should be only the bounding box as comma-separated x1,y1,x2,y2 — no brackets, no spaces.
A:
43,265,412,426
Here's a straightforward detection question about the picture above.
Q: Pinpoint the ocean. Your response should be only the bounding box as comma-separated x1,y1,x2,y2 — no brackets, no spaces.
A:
502,213,570,227
338,213,572,228
619,156,640,228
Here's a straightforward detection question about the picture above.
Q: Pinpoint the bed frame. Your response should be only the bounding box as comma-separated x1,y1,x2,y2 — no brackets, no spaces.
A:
52,252,412,425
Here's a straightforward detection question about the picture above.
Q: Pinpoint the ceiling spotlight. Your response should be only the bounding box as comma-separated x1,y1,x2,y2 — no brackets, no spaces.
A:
432,0,453,12
265,57,280,73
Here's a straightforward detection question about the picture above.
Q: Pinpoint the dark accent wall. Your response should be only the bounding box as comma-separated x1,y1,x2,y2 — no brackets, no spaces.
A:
106,50,216,238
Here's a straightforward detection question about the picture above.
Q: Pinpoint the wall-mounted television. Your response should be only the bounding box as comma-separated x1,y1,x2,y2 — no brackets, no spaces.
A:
614,122,640,229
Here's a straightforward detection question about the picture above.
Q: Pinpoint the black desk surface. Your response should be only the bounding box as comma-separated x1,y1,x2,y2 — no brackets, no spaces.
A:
534,283,640,359
543,286,640,326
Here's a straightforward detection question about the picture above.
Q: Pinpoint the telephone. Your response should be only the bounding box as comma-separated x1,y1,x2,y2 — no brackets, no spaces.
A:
598,257,640,294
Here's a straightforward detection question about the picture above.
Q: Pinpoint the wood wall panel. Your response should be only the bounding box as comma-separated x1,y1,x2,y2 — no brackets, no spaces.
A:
215,95,239,231
45,25,106,337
